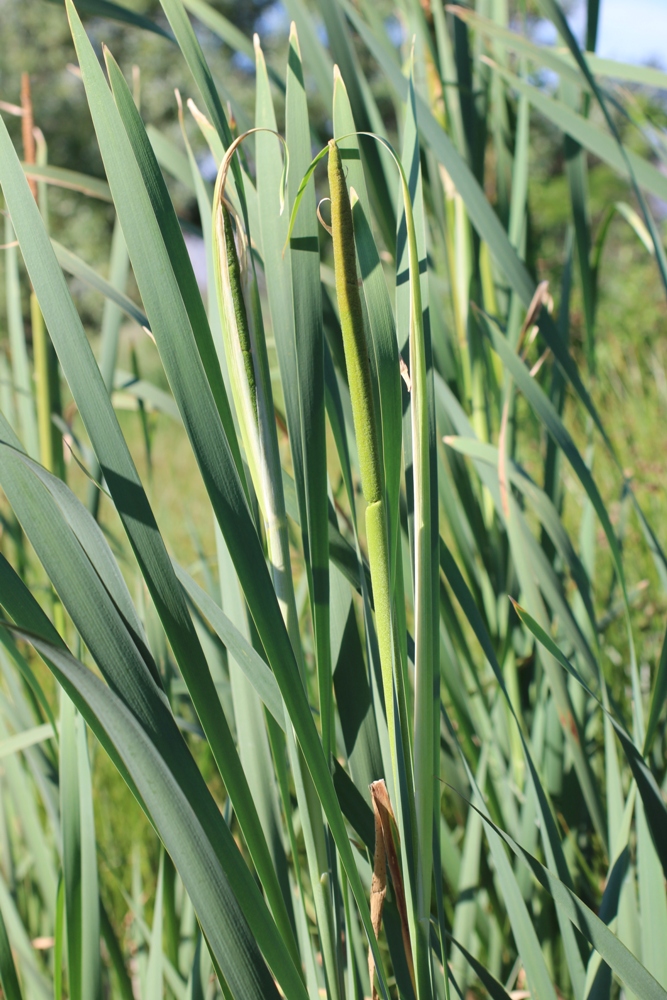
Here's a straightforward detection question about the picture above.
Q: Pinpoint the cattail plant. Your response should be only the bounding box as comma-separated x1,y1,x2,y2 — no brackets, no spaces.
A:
0,0,667,999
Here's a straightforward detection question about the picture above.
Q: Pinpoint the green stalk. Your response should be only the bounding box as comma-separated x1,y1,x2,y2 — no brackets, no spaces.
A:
212,138,298,647
32,292,56,474
32,128,64,479
327,140,397,778
399,166,435,995
213,133,344,1000
87,218,129,518
4,210,39,461
328,134,436,995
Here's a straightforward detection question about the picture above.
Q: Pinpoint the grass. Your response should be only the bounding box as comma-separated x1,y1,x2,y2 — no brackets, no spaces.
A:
1,0,667,998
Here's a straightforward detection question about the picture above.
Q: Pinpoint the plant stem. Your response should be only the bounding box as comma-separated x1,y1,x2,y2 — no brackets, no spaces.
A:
328,140,399,778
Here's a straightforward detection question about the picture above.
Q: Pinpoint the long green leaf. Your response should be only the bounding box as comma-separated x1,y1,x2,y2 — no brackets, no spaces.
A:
10,629,283,1000
0,722,54,760
488,62,667,206
0,903,23,1000
460,783,667,1000
53,238,147,330
513,603,667,881
22,163,111,201
44,0,173,38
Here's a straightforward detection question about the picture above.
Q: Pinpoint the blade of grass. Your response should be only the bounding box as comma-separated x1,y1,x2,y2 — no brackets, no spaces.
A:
84,217,130,516
60,692,101,1000
644,623,667,755
44,0,173,38
0,711,58,922
636,798,667,988
175,563,284,727
444,436,597,648
10,629,285,1000
486,61,667,206
99,899,134,1000
66,25,314,970
534,0,667,295
285,24,332,757
439,540,593,995
456,777,667,1000
0,426,305,984
396,65,439,990
282,0,333,110
319,0,396,253
1,85,250,777
0,723,54,759
20,163,111,201
443,708,559,1000
512,604,667,881
0,903,23,1000
103,54,238,469
478,309,644,734
182,0,284,91
4,213,38,460
145,852,164,1000
52,236,147,330
155,0,246,206
341,0,648,478
506,492,606,851
0,872,50,999
451,752,486,992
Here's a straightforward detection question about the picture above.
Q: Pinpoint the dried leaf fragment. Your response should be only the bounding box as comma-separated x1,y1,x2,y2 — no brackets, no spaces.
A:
369,780,415,998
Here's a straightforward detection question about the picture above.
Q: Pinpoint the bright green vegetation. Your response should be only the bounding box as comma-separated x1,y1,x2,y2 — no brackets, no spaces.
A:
1,1,667,998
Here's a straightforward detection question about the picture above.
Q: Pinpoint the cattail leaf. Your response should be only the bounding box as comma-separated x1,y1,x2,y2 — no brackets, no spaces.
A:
317,1,396,252
514,602,667,883
65,20,390,994
43,0,173,38
331,73,401,594
0,429,309,999
342,0,632,472
10,630,285,1000
104,52,239,465
645,624,667,755
0,902,24,1000
145,852,164,1000
534,0,667,294
60,694,102,1000
397,65,438,969
636,798,667,988
52,238,148,330
459,772,667,1000
451,752,486,991
285,24,332,749
490,62,667,206
155,0,231,150
21,163,112,201
478,307,647,750
4,214,38,460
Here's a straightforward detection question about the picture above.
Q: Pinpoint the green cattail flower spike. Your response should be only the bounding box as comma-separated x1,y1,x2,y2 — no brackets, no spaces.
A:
212,129,288,525
327,140,398,787
328,141,383,507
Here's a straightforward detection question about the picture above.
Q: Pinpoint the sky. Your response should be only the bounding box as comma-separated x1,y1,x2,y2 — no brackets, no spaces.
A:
543,0,667,67
248,0,667,72
592,0,667,65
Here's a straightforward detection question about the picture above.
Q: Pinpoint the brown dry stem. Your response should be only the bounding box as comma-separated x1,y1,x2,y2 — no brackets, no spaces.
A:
369,781,415,998
20,73,37,199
